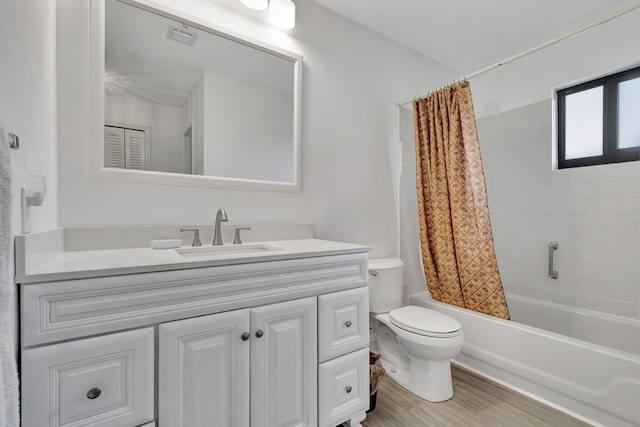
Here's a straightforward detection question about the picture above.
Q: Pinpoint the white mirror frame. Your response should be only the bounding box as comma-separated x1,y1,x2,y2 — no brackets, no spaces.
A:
89,0,302,191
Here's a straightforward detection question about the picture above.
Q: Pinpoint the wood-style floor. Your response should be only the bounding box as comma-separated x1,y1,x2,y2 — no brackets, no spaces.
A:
361,366,591,427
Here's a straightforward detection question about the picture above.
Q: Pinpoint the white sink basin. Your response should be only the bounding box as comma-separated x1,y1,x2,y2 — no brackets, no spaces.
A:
175,244,279,258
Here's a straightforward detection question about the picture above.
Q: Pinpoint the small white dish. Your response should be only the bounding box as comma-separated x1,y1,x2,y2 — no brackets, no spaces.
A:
150,239,182,250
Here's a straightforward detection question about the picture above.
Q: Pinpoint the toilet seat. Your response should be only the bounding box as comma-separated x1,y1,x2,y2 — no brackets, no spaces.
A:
389,306,462,338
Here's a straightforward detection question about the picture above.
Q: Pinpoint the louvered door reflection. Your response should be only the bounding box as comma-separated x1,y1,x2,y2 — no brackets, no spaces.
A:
124,128,146,170
104,125,147,170
104,126,125,168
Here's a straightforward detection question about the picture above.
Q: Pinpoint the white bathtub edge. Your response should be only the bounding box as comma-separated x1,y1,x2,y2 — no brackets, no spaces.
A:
410,291,640,427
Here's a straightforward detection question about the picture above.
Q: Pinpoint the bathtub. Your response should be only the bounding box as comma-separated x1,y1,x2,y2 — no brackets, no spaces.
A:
410,292,640,427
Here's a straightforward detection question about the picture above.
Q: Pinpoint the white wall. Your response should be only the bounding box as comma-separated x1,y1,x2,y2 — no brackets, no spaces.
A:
471,9,640,119
0,0,58,357
202,72,294,182
105,93,186,174
399,9,640,319
56,0,455,258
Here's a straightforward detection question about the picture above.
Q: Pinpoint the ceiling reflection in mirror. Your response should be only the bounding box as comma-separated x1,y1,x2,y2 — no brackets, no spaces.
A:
104,0,297,183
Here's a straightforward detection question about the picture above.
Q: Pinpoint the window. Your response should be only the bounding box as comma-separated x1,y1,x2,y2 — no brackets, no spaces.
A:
557,66,640,169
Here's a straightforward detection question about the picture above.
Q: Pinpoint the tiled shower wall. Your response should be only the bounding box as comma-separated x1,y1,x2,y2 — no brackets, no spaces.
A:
399,101,640,319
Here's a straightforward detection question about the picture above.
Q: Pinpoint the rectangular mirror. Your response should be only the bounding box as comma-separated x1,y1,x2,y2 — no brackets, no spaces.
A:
101,0,301,189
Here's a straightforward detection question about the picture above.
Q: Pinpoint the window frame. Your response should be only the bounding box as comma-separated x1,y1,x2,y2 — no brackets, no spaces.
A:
557,66,640,169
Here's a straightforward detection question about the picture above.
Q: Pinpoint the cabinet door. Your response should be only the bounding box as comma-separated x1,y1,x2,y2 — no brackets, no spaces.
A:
159,309,250,427
251,297,318,427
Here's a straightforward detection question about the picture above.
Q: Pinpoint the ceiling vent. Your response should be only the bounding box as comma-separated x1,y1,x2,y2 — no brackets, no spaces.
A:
166,26,197,46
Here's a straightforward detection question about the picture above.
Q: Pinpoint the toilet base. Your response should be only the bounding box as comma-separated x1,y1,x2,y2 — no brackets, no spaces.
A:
381,358,454,402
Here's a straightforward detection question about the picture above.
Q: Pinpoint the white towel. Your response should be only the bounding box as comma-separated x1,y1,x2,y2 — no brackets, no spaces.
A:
0,122,19,427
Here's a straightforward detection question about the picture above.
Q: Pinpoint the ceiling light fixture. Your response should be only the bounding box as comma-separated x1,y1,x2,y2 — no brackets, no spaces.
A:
240,0,269,11
268,0,295,30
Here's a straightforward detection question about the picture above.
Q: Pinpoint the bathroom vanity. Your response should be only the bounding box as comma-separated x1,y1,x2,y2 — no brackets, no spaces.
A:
17,237,370,427
20,0,369,423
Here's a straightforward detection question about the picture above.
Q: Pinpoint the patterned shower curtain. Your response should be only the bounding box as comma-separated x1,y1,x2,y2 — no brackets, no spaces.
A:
413,82,510,320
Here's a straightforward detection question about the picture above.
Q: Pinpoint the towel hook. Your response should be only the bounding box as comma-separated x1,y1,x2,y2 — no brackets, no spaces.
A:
9,133,19,150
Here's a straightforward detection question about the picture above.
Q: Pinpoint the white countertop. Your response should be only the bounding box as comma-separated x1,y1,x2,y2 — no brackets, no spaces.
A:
16,239,370,284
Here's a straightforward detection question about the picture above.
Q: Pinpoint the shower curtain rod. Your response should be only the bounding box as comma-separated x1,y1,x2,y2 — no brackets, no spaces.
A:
399,2,640,108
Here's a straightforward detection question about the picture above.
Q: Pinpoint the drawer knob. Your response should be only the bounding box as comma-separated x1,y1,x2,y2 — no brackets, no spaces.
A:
345,386,352,393
255,329,264,338
345,320,352,328
86,387,101,400
241,332,250,341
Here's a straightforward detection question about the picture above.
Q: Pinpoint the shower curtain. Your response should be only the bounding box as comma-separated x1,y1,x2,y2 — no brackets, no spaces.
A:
413,82,510,320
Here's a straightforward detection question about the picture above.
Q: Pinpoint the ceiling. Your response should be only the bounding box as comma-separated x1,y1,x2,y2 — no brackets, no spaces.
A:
105,0,294,107
311,0,640,73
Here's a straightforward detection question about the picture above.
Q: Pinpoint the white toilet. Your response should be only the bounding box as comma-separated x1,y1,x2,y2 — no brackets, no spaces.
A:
368,258,463,402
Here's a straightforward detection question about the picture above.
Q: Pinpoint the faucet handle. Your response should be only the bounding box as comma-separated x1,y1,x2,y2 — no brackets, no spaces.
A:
233,227,251,245
180,228,202,247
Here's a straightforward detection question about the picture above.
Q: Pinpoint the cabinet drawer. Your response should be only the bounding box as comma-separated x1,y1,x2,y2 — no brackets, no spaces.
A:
318,287,369,362
318,348,369,427
22,328,154,427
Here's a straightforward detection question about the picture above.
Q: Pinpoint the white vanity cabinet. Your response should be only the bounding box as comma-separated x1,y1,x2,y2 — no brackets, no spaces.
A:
19,251,369,427
159,297,317,427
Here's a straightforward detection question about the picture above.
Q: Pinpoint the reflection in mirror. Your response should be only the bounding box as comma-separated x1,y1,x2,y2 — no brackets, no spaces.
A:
104,0,296,183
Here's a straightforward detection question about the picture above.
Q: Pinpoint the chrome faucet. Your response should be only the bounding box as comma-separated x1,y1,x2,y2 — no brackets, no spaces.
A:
213,208,229,245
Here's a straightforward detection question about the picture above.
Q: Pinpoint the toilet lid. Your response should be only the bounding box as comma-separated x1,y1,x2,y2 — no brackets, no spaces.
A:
389,306,462,337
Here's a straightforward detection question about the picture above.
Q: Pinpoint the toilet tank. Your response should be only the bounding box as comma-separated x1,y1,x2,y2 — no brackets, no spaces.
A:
368,258,404,314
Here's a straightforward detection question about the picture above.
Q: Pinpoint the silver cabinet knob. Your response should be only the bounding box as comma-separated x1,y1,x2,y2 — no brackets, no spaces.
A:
241,332,250,341
255,329,264,338
345,320,352,328
345,386,352,393
87,387,101,399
